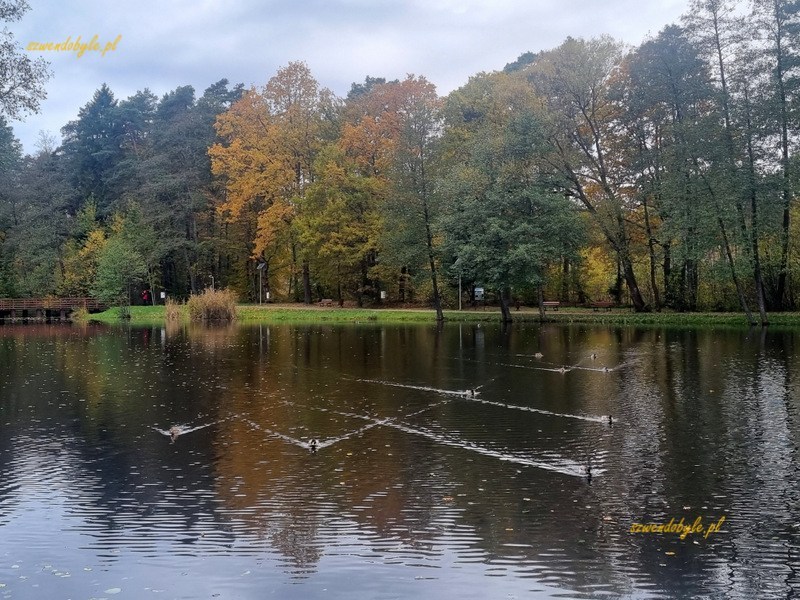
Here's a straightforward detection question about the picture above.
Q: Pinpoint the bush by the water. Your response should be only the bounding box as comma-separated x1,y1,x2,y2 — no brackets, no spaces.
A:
165,297,182,322
187,288,237,322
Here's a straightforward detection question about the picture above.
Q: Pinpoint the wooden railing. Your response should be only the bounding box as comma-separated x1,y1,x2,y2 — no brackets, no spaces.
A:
0,297,105,312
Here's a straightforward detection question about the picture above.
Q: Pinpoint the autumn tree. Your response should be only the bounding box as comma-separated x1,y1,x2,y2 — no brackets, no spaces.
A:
334,76,409,303
527,36,650,312
211,62,330,303
297,145,383,304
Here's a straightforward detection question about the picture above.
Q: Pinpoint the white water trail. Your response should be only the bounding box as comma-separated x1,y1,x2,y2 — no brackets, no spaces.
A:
150,418,225,438
309,404,595,478
242,418,311,449
357,378,612,423
356,378,477,397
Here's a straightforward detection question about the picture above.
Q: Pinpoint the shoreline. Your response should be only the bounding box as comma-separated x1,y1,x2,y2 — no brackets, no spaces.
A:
82,304,800,329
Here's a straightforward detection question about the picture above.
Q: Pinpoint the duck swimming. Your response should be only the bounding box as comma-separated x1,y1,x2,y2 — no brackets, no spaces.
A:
309,438,319,452
533,352,544,359
169,425,182,443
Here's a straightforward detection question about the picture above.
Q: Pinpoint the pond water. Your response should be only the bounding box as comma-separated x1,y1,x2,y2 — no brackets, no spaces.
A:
0,322,798,599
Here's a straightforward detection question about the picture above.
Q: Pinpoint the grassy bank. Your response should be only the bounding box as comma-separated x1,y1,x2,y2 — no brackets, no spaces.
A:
88,304,500,324
85,303,800,328
86,305,168,325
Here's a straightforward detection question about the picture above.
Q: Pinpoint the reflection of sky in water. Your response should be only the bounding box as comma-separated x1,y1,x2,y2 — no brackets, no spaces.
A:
0,436,562,599
0,323,799,598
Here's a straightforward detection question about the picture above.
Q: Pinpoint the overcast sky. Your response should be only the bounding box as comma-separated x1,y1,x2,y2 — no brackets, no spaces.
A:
7,0,689,154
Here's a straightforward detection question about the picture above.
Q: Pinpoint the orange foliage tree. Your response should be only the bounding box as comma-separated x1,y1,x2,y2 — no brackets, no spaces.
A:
210,62,332,302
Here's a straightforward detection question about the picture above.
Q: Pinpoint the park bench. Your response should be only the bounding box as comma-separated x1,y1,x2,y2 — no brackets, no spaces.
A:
318,298,334,307
589,301,614,311
542,301,560,311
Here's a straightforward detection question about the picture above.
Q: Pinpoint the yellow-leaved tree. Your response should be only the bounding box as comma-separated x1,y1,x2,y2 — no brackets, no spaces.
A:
210,62,332,302
296,145,384,305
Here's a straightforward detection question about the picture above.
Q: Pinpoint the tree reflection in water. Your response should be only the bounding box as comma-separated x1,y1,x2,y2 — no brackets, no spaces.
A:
0,322,797,599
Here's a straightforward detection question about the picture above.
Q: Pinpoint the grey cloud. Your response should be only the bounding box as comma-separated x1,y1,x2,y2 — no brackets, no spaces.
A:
8,0,688,153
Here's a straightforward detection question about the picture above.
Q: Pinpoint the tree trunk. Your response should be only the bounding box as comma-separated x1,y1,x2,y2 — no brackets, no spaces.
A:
621,254,648,311
148,269,156,306
398,267,407,302
423,204,444,322
499,287,513,323
751,191,769,325
687,259,698,312
185,249,196,294
663,242,673,308
743,84,769,326
642,195,660,310
336,263,342,305
302,260,312,305
560,257,569,302
718,213,756,325
537,285,545,322
698,168,756,324
615,211,648,311
290,242,299,302
770,1,792,309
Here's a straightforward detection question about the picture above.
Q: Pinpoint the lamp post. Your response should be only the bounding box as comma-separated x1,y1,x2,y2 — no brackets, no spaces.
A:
256,262,266,304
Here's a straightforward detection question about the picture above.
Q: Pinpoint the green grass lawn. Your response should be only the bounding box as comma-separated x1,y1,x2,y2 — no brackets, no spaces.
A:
89,304,503,324
85,303,800,328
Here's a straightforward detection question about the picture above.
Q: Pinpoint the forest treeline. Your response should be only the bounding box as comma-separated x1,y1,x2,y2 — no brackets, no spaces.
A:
2,0,800,324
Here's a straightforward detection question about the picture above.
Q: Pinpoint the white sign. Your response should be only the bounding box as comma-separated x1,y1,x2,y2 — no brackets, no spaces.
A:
160,291,166,299
380,291,387,299
475,287,484,300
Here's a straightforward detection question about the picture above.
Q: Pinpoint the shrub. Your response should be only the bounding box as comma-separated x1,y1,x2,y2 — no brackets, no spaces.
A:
71,306,89,322
187,288,237,323
165,297,182,322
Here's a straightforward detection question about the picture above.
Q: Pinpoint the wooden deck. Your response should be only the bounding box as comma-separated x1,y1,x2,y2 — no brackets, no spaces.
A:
0,297,106,320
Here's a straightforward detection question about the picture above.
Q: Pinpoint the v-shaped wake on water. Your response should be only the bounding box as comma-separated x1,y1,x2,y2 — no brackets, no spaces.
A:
151,418,225,443
357,378,613,424
257,396,601,478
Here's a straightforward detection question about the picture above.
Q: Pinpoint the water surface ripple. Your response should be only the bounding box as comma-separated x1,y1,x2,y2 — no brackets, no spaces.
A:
0,323,798,598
